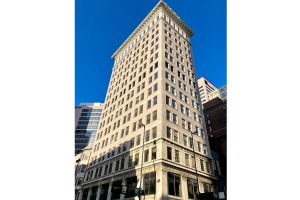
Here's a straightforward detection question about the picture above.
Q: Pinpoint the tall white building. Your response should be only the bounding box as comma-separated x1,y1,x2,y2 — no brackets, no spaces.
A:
77,1,216,200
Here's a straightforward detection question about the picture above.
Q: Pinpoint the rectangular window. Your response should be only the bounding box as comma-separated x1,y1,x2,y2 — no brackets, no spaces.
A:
147,100,151,109
167,126,172,139
108,163,112,173
173,114,178,124
146,114,151,124
153,110,157,120
130,138,135,148
115,160,120,172
128,156,133,168
187,178,198,199
144,172,156,195
134,153,139,166
126,176,137,198
136,135,141,146
197,142,201,152
145,130,150,142
189,137,193,148
152,127,157,139
152,146,157,160
168,172,181,197
200,160,204,171
153,83,158,91
167,146,172,160
166,110,171,121
185,153,189,166
144,149,149,162
183,135,187,146
153,96,157,105
175,149,179,162
206,162,211,174
173,130,178,142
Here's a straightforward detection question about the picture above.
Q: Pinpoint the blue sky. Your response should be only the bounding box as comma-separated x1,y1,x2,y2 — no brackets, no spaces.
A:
75,0,226,105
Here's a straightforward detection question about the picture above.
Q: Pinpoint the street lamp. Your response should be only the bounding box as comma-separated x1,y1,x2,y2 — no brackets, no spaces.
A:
138,122,146,200
190,131,201,198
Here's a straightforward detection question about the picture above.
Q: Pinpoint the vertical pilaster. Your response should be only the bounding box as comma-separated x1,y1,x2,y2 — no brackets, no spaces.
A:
181,176,188,200
87,188,92,200
78,190,83,200
96,185,102,200
106,181,113,200
120,178,126,200
157,169,168,200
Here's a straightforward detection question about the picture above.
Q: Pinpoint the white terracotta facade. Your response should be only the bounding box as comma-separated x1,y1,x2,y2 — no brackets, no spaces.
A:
76,1,216,200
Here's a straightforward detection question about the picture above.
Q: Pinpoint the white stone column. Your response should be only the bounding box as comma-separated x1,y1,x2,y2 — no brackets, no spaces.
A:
181,176,188,200
78,190,83,200
87,188,92,200
157,169,168,200
96,185,102,200
106,181,113,200
120,178,126,200
199,180,204,193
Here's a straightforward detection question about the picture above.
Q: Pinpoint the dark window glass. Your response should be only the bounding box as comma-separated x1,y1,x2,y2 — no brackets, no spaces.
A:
168,172,181,196
126,176,137,198
167,146,172,160
144,172,156,195
187,178,198,199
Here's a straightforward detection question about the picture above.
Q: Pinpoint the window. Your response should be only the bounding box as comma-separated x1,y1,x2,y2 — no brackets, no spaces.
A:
152,127,157,139
168,172,181,197
108,163,113,173
146,114,151,124
189,137,193,148
135,135,140,146
115,160,120,172
152,146,157,160
175,149,179,162
167,126,172,139
134,153,139,166
167,146,172,160
144,172,156,195
130,138,135,148
145,130,150,142
153,96,157,105
144,149,149,162
154,72,158,79
153,83,158,92
187,178,198,199
166,95,170,105
153,110,157,120
173,114,178,124
197,142,201,152
148,87,152,96
171,99,177,109
173,130,178,142
166,110,171,121
147,100,151,109
183,135,187,146
126,176,137,198
206,162,211,174
180,149,189,166
128,156,133,168
200,160,204,171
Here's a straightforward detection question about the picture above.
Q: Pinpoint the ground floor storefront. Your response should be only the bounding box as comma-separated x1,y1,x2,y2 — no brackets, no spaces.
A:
76,162,216,200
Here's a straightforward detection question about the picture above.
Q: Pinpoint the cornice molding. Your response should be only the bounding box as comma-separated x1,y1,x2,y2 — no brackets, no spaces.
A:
112,0,193,60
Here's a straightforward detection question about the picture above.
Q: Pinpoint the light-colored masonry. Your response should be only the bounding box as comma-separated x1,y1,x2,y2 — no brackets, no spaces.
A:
76,1,216,200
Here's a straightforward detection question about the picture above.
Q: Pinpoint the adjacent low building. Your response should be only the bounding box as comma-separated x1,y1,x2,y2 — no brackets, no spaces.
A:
203,97,227,199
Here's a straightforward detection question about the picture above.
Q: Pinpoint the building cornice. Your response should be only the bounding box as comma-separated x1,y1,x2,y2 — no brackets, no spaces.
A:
112,0,193,60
